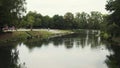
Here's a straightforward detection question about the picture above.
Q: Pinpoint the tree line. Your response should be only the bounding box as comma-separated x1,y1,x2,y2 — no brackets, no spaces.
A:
0,0,120,40
21,11,105,30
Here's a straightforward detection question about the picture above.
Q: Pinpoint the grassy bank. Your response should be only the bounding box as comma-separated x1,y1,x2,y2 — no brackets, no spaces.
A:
0,30,73,44
0,31,51,42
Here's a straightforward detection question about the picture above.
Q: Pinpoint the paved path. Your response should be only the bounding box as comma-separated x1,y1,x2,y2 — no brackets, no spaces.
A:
11,29,67,34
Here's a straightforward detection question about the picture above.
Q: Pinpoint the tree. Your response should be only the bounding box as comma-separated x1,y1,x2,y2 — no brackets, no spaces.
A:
64,12,74,29
79,12,89,29
0,0,26,31
100,14,109,31
74,12,82,29
88,11,103,29
52,15,64,29
106,0,120,37
41,15,52,28
21,11,105,30
26,11,35,31
33,13,42,28
106,0,120,27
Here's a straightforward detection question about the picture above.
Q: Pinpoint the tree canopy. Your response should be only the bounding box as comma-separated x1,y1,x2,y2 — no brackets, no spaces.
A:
0,0,26,30
105,0,120,37
21,11,105,30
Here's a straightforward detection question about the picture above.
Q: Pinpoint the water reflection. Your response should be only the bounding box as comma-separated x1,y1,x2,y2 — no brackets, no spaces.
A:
0,45,27,68
0,41,26,68
0,30,120,68
23,30,104,50
105,44,120,68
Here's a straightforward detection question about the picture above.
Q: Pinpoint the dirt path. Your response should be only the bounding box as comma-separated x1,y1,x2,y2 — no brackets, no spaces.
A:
12,29,71,34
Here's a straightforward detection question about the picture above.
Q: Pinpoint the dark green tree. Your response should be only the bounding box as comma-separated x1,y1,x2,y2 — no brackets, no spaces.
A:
106,0,120,37
26,11,35,31
52,15,64,29
0,0,26,31
33,13,43,28
41,15,52,28
64,12,74,29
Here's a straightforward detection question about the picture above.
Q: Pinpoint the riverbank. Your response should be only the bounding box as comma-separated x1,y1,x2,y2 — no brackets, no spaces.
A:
111,37,120,45
0,29,73,44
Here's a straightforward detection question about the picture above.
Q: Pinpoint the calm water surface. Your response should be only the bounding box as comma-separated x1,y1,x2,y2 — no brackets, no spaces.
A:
0,30,120,68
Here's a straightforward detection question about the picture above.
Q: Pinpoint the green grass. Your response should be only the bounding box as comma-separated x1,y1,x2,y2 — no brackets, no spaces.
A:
0,29,73,46
26,31,53,38
0,30,71,42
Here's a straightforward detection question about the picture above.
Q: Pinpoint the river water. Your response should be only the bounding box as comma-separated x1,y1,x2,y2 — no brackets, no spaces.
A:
0,30,120,68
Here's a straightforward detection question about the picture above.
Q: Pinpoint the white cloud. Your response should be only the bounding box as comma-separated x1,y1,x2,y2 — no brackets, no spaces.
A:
26,0,108,16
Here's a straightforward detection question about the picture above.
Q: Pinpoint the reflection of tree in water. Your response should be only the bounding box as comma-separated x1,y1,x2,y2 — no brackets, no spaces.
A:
49,30,103,49
105,44,120,68
24,38,52,50
52,38,63,46
23,30,104,49
0,44,26,68
64,38,74,49
24,38,43,49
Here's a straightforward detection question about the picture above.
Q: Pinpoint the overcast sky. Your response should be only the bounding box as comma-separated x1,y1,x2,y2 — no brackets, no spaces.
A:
26,0,108,16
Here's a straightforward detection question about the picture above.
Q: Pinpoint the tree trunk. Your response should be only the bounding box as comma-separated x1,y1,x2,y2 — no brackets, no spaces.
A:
0,27,3,33
30,24,33,31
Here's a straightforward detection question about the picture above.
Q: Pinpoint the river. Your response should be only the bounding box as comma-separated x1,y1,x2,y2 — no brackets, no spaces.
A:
0,30,120,68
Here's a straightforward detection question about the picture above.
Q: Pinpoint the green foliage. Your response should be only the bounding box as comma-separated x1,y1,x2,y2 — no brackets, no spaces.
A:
102,32,110,39
21,11,105,30
41,15,52,28
76,12,89,29
105,0,120,38
0,0,26,30
107,23,120,37
64,12,74,29
88,11,103,29
106,0,120,26
51,15,64,29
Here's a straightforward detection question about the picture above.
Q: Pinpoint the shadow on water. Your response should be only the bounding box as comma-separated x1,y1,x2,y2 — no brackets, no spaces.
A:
0,45,27,68
105,44,120,68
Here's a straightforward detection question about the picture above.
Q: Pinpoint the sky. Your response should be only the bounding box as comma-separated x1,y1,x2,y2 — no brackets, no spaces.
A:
26,0,108,16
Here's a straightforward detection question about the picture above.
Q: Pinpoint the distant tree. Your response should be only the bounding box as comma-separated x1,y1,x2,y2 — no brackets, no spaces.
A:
20,11,106,30
41,15,51,28
88,11,103,29
34,13,42,28
74,12,81,29
79,12,89,29
26,11,35,31
64,12,74,29
52,15,64,29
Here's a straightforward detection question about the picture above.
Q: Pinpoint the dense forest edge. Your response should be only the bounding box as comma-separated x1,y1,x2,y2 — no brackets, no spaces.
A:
0,0,120,44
